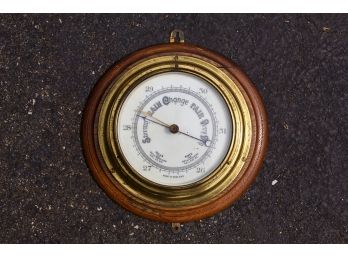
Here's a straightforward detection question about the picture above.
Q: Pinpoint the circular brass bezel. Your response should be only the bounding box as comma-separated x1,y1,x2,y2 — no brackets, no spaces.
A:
97,54,252,208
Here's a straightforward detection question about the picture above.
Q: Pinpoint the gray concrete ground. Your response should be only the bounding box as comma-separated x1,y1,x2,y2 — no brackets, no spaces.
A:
0,14,347,243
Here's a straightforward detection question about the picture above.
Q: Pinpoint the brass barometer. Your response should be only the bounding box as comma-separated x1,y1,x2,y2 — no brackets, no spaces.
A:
82,30,268,223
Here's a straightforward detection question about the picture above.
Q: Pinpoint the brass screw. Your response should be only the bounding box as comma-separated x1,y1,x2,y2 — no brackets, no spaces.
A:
171,223,182,233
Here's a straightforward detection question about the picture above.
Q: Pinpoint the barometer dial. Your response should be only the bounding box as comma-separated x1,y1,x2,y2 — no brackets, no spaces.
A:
117,72,233,186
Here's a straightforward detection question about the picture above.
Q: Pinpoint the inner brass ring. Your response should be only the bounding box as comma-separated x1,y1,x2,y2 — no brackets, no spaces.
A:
97,55,252,209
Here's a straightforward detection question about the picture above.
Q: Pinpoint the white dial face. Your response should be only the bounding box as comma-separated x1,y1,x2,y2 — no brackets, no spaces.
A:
117,72,233,186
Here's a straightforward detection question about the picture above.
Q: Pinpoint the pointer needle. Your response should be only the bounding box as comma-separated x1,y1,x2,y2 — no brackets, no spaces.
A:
136,113,212,147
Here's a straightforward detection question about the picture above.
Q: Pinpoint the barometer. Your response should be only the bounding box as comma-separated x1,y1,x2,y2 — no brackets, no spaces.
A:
82,30,268,224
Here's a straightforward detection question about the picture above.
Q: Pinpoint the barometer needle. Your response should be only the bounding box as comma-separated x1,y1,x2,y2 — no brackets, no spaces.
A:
137,114,170,128
141,111,171,127
136,113,211,147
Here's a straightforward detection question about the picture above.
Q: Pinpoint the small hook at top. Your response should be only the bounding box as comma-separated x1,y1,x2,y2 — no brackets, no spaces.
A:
170,29,185,43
